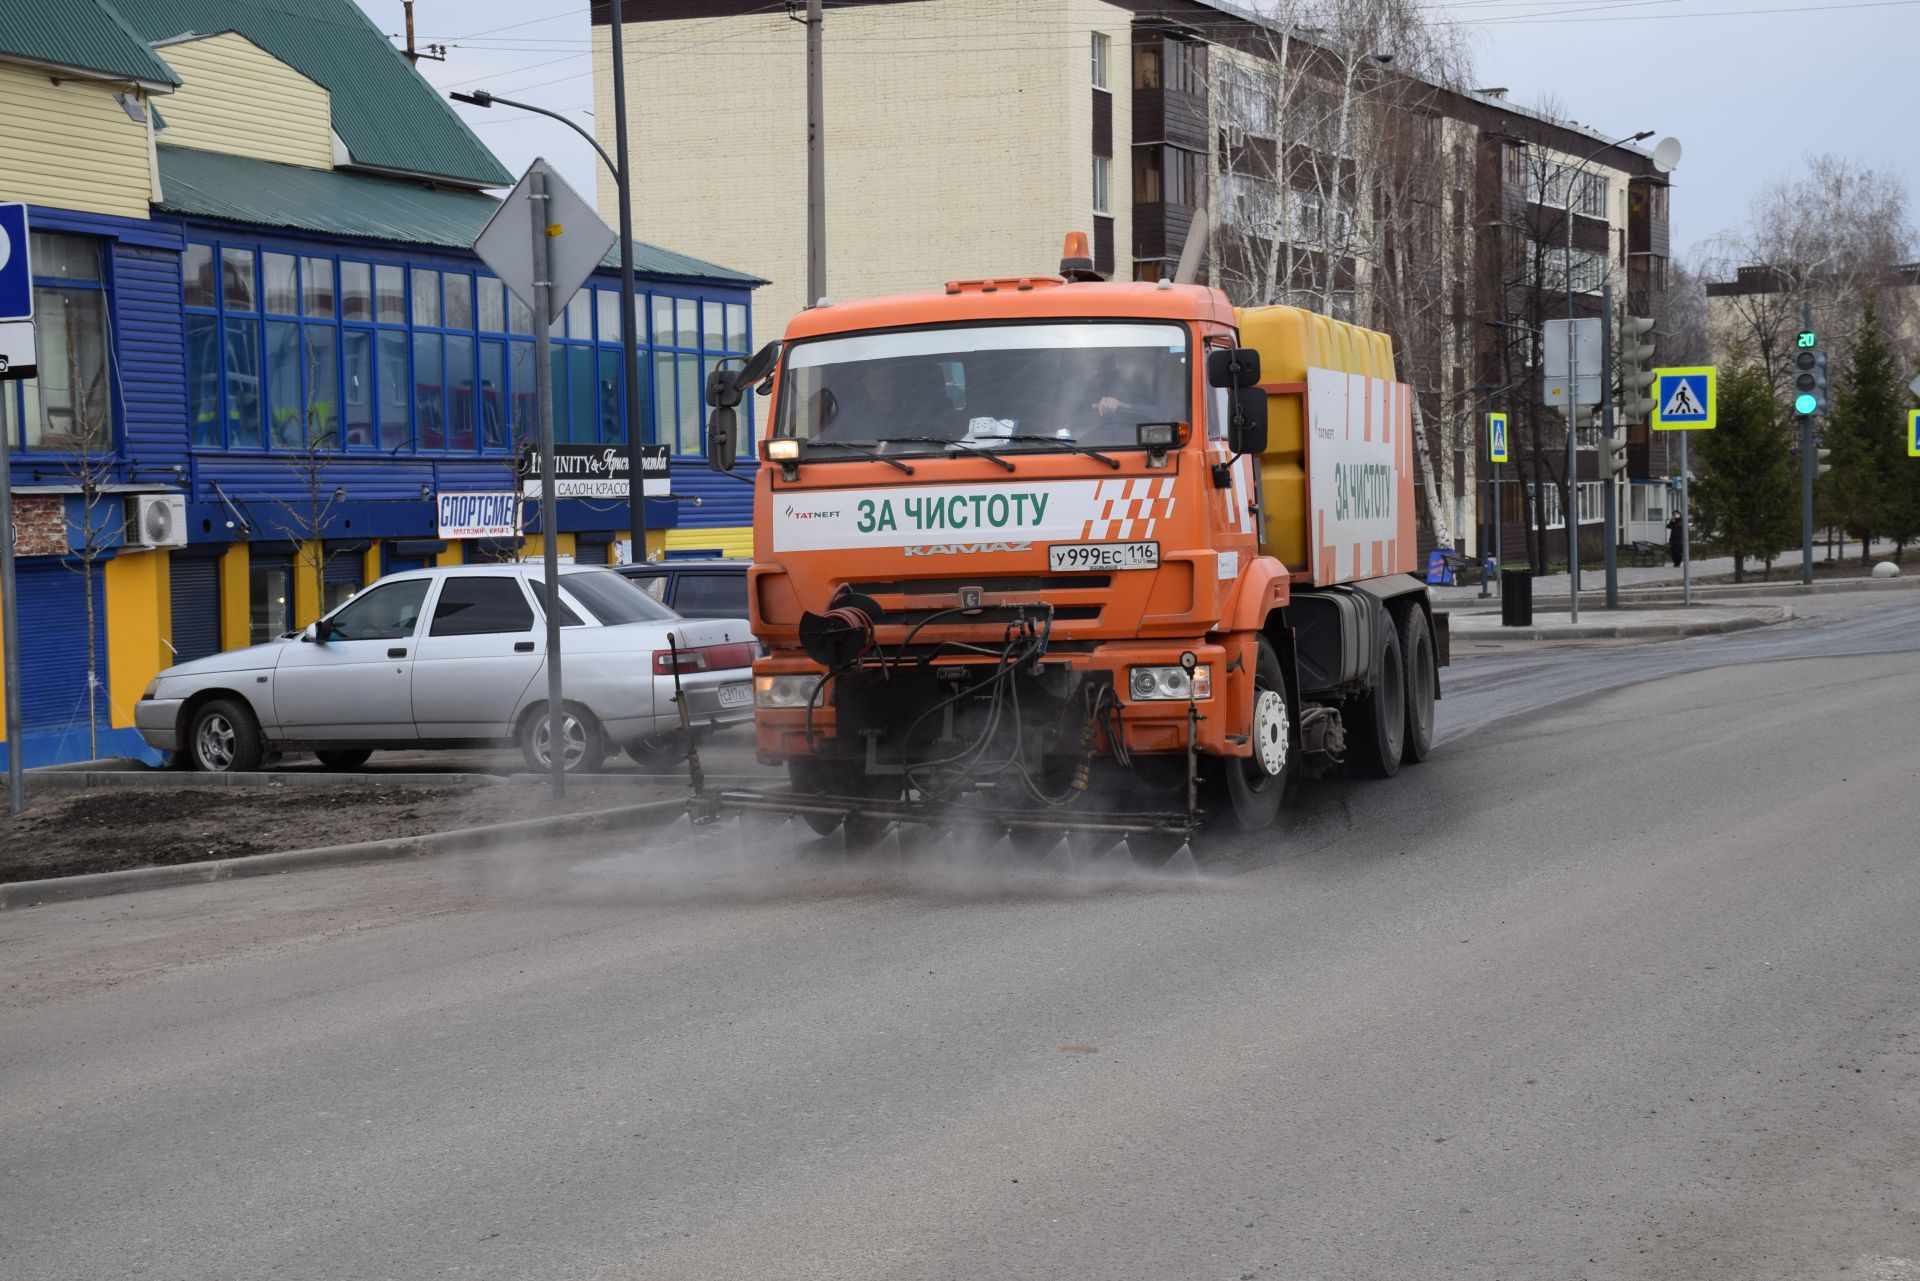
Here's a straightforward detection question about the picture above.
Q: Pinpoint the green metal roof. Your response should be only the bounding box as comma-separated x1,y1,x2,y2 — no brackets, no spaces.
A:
107,0,511,187
156,146,762,285
0,0,181,85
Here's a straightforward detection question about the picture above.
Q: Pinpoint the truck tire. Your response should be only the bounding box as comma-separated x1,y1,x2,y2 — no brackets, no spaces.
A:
1223,637,1292,831
787,760,897,849
1346,611,1405,779
1396,604,1436,765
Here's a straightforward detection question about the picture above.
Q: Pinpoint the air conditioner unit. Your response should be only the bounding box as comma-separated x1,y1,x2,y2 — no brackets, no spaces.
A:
126,493,188,549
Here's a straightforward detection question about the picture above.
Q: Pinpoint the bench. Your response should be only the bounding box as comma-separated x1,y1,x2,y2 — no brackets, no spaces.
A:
1630,540,1661,567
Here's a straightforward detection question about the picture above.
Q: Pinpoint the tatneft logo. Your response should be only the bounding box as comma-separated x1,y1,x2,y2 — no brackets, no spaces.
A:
783,504,842,521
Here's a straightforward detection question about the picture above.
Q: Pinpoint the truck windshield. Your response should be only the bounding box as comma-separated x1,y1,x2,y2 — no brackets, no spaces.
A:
777,322,1190,452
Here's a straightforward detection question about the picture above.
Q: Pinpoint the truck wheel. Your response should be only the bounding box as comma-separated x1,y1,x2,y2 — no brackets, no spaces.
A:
786,761,898,848
1397,605,1437,765
187,698,265,773
1224,638,1292,831
1346,612,1405,779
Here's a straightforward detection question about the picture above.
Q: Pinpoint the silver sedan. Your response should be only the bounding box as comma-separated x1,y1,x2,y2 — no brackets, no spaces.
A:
136,564,755,773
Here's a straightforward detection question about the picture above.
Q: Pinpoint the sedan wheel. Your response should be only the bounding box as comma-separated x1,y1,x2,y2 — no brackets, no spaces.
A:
188,698,264,773
520,706,607,775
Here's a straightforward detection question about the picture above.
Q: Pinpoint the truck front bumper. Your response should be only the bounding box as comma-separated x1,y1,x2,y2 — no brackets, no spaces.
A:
751,639,1253,765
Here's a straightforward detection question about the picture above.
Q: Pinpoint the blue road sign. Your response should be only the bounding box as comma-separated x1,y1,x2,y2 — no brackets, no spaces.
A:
1488,411,1509,463
0,204,31,322
1651,366,1717,431
1909,408,1919,458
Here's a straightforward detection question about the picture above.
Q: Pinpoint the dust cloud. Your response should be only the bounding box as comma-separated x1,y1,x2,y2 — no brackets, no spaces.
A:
472,810,1224,907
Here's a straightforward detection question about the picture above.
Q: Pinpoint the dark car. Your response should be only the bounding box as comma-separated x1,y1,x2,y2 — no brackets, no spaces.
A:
615,558,749,620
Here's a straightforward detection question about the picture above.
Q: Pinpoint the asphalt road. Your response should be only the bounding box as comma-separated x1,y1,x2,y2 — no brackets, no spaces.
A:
4,592,1918,1280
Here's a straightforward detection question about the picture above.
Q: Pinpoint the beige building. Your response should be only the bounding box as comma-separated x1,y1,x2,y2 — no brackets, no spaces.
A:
596,0,1132,335
593,0,1673,566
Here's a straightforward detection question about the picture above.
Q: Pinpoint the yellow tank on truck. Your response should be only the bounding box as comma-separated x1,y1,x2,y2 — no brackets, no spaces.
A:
1235,305,1416,587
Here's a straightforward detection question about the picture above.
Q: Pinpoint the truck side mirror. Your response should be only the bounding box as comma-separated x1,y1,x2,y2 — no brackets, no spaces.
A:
738,340,780,390
706,362,744,410
1207,346,1262,388
1229,386,1268,455
707,405,739,473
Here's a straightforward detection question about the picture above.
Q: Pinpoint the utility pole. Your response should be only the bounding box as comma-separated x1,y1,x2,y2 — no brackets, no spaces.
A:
805,0,826,307
606,0,648,565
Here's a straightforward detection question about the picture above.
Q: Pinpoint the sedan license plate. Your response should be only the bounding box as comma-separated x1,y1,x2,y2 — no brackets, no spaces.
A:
1048,541,1160,572
718,682,753,708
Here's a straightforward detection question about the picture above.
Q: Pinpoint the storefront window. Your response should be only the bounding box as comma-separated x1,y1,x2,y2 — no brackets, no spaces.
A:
175,240,746,458
2,233,114,453
250,561,292,644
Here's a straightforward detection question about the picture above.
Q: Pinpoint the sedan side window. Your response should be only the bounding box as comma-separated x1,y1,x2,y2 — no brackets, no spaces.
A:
429,577,537,636
627,573,668,602
327,579,430,641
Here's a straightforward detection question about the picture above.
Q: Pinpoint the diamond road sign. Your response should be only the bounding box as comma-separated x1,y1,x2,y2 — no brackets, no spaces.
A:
1651,366,1716,431
473,157,615,317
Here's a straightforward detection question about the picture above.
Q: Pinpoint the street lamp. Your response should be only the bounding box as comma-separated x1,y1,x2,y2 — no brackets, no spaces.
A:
1558,129,1653,623
452,79,649,565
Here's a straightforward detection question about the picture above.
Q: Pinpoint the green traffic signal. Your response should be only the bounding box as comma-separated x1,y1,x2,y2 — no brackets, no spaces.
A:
1794,392,1818,415
1796,331,1817,348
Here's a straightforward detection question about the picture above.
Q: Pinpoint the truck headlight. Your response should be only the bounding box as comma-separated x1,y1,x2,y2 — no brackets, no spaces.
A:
1128,664,1211,701
755,673,821,709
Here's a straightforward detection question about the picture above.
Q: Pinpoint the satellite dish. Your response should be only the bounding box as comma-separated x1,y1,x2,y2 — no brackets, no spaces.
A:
1652,136,1683,174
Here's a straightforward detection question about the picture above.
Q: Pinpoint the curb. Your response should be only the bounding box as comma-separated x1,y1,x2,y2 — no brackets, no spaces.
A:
23,768,774,790
1451,605,1791,642
1438,574,1920,609
0,797,691,910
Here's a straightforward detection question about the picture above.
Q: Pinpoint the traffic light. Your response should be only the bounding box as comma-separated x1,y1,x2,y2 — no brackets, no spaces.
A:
1618,313,1657,424
1816,441,1832,477
1603,432,1629,478
1792,346,1829,416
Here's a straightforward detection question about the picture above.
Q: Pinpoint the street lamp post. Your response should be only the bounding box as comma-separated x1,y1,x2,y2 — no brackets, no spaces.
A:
451,86,648,565
1560,129,1653,624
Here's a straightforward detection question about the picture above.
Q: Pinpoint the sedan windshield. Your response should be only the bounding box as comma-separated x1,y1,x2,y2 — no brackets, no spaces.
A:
777,322,1190,452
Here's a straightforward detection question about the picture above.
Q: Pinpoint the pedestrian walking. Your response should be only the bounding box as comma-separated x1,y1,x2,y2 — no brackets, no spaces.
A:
1666,510,1684,567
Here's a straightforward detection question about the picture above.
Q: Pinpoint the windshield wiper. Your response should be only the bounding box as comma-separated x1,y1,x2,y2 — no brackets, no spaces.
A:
1002,434,1121,470
878,435,1016,472
804,439,915,474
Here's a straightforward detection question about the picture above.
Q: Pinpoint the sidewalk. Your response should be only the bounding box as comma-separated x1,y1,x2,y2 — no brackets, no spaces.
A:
1448,604,1793,642
1431,539,1903,605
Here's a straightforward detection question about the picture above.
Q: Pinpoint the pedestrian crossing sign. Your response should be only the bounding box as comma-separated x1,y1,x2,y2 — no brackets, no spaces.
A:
1651,366,1716,431
1488,411,1509,463
1909,407,1919,457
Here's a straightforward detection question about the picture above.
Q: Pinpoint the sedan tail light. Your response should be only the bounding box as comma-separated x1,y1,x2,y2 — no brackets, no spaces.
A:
652,641,757,675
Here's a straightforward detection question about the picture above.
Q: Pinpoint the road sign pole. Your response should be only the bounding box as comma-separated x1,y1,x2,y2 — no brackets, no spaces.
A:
1679,429,1692,607
1801,302,1815,586
1601,282,1618,608
0,434,23,814
531,171,565,801
1480,391,1493,599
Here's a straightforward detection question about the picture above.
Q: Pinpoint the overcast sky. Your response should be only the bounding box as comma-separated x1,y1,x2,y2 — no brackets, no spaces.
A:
365,0,1917,270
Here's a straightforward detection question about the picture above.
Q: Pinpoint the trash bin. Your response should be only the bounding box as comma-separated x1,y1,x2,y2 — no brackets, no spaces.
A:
1500,569,1533,627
